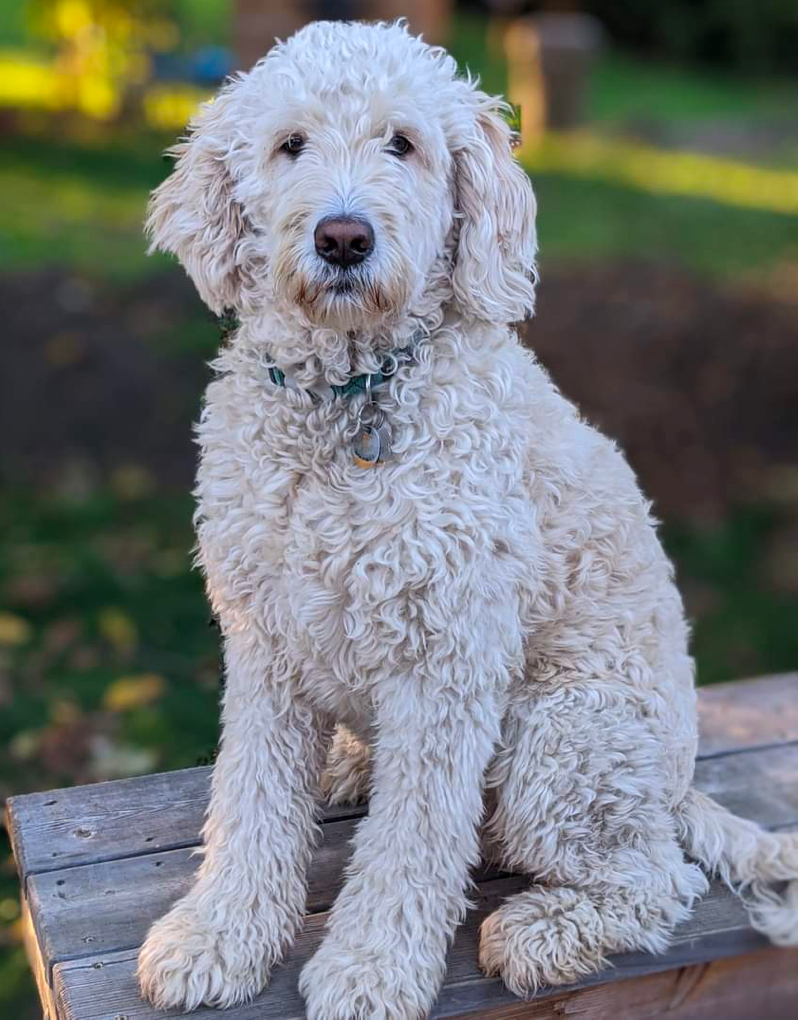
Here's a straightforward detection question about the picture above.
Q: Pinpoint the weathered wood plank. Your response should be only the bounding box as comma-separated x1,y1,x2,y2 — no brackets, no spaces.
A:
9,675,797,882
697,673,797,757
692,743,798,828
20,897,57,1020
6,767,212,883
453,946,798,1020
28,818,416,975
26,740,798,984
6,767,361,882
51,877,775,1021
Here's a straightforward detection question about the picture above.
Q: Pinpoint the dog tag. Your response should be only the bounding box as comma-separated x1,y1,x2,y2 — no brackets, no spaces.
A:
353,426,382,468
375,419,393,462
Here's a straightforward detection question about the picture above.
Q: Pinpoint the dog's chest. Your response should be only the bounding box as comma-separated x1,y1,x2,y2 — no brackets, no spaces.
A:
198,341,540,700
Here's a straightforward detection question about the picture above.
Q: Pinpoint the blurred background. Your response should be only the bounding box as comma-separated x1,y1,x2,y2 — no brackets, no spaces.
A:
0,1,795,1014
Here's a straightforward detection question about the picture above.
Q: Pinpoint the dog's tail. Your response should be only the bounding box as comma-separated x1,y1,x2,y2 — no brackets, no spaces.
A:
676,786,797,946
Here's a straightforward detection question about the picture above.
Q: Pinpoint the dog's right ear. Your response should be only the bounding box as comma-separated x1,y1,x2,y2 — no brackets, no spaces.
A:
146,82,248,315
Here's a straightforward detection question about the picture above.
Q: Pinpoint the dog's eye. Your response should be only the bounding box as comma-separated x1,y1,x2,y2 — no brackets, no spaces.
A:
387,134,413,158
281,134,305,157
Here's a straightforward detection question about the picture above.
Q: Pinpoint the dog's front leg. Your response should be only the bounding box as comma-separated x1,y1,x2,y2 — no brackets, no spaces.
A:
137,628,325,1011
300,652,504,1020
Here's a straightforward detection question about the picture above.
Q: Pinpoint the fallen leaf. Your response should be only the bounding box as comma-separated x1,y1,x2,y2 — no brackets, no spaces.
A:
10,729,42,760
43,618,82,653
50,700,82,726
111,464,154,500
98,608,138,652
43,331,85,367
103,673,165,711
0,613,33,646
0,898,20,921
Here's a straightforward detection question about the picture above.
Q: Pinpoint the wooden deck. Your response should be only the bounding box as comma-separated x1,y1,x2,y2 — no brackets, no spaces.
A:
7,673,798,1020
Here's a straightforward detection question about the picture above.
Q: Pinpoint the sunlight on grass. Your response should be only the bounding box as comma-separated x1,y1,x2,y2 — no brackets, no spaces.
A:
533,173,796,278
523,132,797,215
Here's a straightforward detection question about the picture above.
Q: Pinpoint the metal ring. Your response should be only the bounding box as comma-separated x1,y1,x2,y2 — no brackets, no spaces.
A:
356,399,374,429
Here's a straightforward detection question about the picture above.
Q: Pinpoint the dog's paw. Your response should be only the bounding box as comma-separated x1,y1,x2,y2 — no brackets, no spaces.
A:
478,890,606,997
320,726,371,806
137,899,275,1011
300,939,432,1020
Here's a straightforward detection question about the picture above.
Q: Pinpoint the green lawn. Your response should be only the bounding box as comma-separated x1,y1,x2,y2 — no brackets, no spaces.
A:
589,51,797,126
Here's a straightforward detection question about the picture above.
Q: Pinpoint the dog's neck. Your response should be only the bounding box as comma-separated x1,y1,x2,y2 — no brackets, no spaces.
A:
234,298,450,391
230,253,457,389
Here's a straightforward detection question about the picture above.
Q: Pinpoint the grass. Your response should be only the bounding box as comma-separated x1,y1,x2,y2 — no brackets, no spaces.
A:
0,127,171,280
533,172,796,277
0,485,220,1018
590,51,798,126
0,0,232,53
0,10,794,281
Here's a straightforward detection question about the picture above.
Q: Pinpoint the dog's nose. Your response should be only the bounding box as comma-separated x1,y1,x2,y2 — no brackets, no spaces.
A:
314,216,374,268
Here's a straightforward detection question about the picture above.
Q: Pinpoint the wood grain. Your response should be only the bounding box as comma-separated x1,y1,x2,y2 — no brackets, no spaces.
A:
51,877,780,1021
26,741,798,985
697,674,797,757
453,946,798,1020
6,768,363,882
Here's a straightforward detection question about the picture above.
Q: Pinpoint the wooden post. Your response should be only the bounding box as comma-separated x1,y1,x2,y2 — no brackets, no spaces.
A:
233,0,311,71
233,1,453,72
504,19,546,157
505,11,602,151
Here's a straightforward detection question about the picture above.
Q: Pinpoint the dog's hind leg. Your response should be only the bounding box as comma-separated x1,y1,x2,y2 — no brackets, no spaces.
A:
479,842,705,996
321,724,372,805
480,682,707,995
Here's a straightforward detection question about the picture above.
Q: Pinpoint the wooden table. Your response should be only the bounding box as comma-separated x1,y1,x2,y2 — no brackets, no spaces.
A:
8,674,798,1020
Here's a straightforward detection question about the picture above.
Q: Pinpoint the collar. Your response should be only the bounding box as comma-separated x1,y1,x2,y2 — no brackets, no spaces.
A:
216,311,421,404
267,353,401,403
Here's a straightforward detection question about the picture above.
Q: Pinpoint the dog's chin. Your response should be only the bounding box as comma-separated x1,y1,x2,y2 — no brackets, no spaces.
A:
295,272,398,331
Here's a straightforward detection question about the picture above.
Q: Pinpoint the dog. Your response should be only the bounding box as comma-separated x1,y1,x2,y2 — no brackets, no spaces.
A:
136,20,797,1020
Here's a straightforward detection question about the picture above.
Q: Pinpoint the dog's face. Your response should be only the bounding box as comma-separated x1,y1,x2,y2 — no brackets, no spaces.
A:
147,21,537,332
257,59,454,331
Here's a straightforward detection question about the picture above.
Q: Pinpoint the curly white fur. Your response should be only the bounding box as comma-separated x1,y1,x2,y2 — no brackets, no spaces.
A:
137,20,797,1020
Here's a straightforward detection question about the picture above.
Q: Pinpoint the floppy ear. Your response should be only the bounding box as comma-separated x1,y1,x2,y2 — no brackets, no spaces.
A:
451,99,538,323
145,82,250,314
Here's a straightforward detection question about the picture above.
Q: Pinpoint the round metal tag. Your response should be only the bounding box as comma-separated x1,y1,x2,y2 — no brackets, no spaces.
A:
353,426,382,468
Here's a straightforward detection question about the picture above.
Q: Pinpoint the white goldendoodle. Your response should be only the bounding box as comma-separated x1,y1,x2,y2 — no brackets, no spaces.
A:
136,19,797,1020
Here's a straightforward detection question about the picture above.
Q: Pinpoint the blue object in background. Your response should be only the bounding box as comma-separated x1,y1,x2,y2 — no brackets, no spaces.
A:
152,46,234,85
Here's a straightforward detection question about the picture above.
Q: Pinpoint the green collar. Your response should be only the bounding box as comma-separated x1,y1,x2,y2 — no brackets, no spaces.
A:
267,357,399,401
217,310,415,403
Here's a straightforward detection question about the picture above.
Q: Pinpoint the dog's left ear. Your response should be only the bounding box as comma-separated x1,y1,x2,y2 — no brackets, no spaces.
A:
451,98,537,324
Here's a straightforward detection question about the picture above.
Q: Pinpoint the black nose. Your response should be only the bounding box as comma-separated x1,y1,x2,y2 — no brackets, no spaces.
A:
314,216,374,268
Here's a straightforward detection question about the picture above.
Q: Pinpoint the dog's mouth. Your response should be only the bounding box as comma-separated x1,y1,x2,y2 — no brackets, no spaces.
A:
329,273,357,296
290,263,395,324
318,269,381,306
